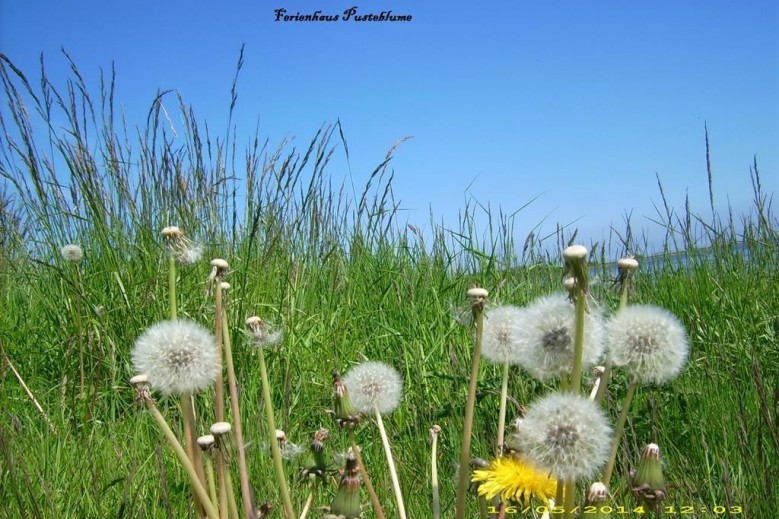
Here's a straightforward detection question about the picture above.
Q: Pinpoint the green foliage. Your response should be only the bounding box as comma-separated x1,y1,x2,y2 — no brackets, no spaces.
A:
1,52,777,518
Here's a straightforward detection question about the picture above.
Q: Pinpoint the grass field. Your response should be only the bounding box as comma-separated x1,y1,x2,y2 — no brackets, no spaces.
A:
1,53,777,519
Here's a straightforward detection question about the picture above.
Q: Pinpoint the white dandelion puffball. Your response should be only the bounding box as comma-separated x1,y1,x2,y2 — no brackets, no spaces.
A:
132,320,219,395
60,244,84,262
513,294,604,381
512,392,611,481
343,361,403,415
605,305,689,385
481,305,524,364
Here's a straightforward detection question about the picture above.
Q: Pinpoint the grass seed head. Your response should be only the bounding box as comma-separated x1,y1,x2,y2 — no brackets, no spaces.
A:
605,305,689,385
131,320,219,395
509,392,612,481
343,361,403,415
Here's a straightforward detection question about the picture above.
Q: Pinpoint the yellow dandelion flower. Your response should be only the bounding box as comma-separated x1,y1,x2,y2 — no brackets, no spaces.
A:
471,455,557,506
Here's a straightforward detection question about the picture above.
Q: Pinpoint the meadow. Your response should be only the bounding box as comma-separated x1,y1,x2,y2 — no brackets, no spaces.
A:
1,53,777,518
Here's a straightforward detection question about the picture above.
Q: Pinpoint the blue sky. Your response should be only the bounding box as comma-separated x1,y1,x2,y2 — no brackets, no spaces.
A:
2,0,777,254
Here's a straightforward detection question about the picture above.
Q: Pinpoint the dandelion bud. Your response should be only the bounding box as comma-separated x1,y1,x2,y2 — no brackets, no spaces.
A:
60,244,84,262
332,370,361,429
430,424,441,439
632,443,666,505
587,482,612,519
328,449,362,519
301,428,330,482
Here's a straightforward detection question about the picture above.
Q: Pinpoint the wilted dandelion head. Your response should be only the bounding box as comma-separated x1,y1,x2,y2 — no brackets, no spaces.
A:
161,226,202,264
514,294,604,381
60,244,84,262
605,305,689,385
481,305,524,364
244,316,283,349
131,320,219,395
510,392,611,481
342,361,403,415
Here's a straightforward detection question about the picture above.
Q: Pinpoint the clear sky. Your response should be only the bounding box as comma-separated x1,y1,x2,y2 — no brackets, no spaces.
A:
2,0,777,255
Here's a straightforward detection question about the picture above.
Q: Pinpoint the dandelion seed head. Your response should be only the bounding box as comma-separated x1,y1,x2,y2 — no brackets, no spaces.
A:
131,320,218,395
481,305,524,364
563,245,588,261
60,244,84,262
514,294,604,381
510,393,611,481
605,305,689,384
342,361,403,415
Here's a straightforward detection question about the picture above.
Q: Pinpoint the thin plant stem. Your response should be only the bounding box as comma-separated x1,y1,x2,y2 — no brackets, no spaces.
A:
214,280,225,423
569,288,586,394
258,349,296,519
430,428,441,519
478,497,488,519
224,470,240,519
562,480,575,519
496,362,510,456
216,445,229,519
455,304,485,519
553,482,564,518
168,255,178,319
374,408,407,519
299,480,318,519
349,430,386,519
597,274,632,404
182,393,207,519
145,399,219,519
204,454,218,514
602,381,637,484
221,307,254,519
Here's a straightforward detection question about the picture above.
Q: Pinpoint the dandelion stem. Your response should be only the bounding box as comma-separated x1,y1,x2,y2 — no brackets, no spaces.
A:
299,479,318,519
569,287,586,394
214,279,225,423
562,480,575,519
430,427,441,519
258,349,296,519
221,307,254,519
599,260,636,404
349,430,386,519
181,393,208,518
204,454,218,514
602,381,637,484
496,362,510,456
216,443,229,519
374,408,407,519
168,255,178,319
144,399,219,519
224,469,240,519
554,482,564,518
455,301,485,519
